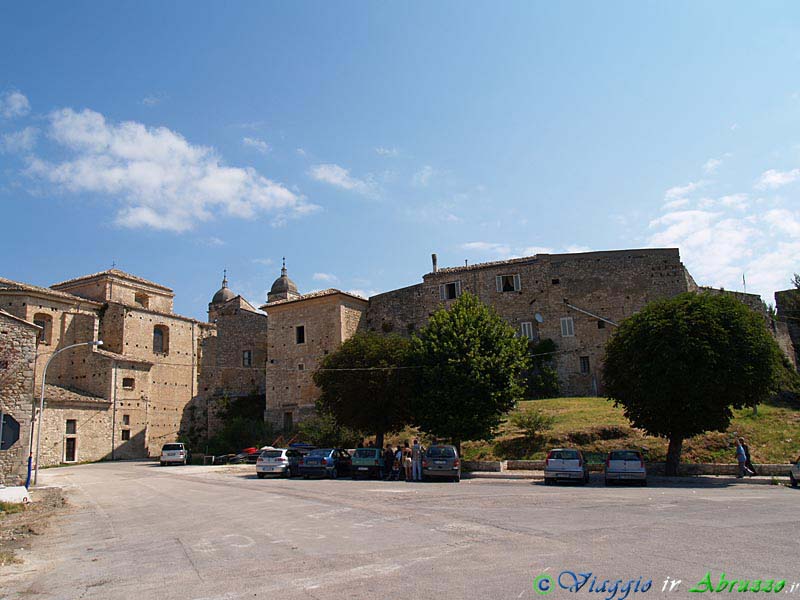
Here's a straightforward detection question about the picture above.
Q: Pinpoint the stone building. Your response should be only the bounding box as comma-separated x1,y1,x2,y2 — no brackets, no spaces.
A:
0,309,38,483
775,287,800,369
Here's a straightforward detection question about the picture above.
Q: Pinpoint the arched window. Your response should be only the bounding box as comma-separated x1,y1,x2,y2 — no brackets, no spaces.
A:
153,325,169,354
33,313,52,344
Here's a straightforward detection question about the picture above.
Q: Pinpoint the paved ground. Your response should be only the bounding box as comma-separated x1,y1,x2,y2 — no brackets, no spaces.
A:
3,461,798,600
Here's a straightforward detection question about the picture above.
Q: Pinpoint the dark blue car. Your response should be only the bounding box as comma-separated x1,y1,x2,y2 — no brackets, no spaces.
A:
298,448,352,479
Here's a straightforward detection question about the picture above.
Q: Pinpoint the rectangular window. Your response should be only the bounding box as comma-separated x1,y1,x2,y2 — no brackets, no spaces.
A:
560,317,575,337
242,350,253,367
295,326,305,344
122,414,130,426
580,356,590,374
283,411,293,432
66,419,77,435
597,320,606,329
496,274,521,292
439,281,461,300
65,437,76,462
298,363,304,371
122,377,135,390
520,322,534,340
121,429,131,441
551,278,560,285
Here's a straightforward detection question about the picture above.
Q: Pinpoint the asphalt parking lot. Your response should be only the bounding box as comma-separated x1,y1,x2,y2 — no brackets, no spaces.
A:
4,461,798,600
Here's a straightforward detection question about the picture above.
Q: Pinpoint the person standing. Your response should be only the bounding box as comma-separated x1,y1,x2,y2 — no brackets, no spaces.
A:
383,445,395,480
402,441,412,482
411,438,424,482
739,437,756,476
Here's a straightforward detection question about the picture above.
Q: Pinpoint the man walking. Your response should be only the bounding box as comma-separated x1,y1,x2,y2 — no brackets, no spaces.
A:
736,438,753,478
411,438,424,482
739,437,756,476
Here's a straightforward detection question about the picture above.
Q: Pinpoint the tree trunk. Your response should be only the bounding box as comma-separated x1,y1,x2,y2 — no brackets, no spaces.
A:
665,437,683,476
375,431,385,449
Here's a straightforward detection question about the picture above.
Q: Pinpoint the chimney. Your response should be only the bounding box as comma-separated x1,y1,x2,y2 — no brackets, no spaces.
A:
431,253,438,273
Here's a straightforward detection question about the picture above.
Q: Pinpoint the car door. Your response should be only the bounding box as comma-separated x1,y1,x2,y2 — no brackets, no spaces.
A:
339,450,351,474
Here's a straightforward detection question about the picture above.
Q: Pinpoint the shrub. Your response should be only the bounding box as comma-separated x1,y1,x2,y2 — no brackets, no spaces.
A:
509,409,555,440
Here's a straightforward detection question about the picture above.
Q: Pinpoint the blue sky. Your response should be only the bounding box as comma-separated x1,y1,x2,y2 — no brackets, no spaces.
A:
1,2,799,320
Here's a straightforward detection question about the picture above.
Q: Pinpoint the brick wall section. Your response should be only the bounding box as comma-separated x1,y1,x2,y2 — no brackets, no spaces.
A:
775,289,800,369
0,312,36,484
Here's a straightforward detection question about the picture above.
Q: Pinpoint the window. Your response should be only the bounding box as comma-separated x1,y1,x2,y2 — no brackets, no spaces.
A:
295,326,305,344
242,350,253,367
597,320,606,329
66,419,77,435
283,411,293,432
298,363,304,371
0,413,20,450
439,281,461,300
0,360,7,370
153,325,169,354
65,437,76,462
33,313,52,344
551,278,560,285
122,377,135,390
560,317,575,337
121,429,131,441
580,356,590,374
134,293,149,309
122,414,130,426
496,274,521,293
520,322,534,340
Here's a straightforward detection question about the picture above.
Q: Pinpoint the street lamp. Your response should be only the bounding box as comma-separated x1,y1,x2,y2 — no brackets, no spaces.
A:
32,340,103,485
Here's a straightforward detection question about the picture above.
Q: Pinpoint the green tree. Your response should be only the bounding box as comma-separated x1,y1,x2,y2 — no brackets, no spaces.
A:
410,292,531,451
509,408,555,441
603,292,784,476
313,332,413,448
295,412,363,448
524,338,560,399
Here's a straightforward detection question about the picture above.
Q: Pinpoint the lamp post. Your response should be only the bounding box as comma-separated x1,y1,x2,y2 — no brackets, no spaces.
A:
33,340,103,485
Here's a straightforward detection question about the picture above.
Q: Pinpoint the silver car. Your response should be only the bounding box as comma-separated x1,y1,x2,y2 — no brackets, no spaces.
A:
256,448,302,478
544,448,589,485
160,442,190,466
605,449,647,486
422,445,461,482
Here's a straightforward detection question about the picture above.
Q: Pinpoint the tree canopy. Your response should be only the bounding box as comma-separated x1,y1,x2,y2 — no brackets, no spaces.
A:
603,292,784,475
409,292,531,448
313,331,412,448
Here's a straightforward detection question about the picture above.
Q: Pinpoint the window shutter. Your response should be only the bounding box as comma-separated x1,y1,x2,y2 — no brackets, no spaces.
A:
514,274,521,291
439,284,445,300
455,281,462,297
496,276,503,292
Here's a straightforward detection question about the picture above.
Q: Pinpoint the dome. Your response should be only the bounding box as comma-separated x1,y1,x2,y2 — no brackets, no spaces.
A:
267,259,300,303
211,271,236,305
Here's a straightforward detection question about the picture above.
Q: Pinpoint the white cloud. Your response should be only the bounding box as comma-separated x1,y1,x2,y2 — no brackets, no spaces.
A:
460,241,512,257
1,90,30,118
520,246,554,255
412,165,435,187
563,244,593,253
242,137,270,154
663,181,704,206
296,148,307,157
375,146,398,157
702,157,723,174
730,123,739,131
717,193,748,211
312,272,339,283
1,127,38,153
251,258,274,266
755,168,800,190
22,107,318,232
308,163,377,197
346,289,378,299
141,93,166,107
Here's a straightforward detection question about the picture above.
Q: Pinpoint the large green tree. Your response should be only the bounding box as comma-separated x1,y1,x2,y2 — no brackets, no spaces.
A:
313,332,412,448
603,292,785,475
409,292,531,450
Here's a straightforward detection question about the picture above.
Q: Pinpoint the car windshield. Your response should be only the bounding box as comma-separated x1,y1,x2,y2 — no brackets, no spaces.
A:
260,450,283,458
427,446,456,458
610,451,641,461
354,448,377,458
550,450,580,460
162,444,183,451
307,448,333,457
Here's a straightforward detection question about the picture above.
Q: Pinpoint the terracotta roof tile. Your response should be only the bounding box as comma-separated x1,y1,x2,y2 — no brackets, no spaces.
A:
0,276,98,304
44,384,110,406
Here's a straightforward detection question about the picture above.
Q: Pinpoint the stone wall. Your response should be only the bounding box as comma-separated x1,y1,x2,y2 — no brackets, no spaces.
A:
775,289,800,369
37,392,112,466
0,312,36,484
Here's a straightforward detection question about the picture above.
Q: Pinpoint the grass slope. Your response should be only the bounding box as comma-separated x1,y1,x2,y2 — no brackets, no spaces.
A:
462,397,800,464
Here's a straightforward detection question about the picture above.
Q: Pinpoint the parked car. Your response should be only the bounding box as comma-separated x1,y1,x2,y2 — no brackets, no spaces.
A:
298,448,352,479
544,448,589,485
604,449,647,486
351,447,385,479
790,457,800,488
229,447,260,464
256,448,305,478
422,445,461,482
160,442,191,466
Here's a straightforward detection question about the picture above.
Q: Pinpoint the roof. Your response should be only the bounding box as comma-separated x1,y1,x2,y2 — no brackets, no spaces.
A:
94,348,154,366
430,247,681,275
0,308,43,330
0,276,100,305
260,288,367,309
44,384,111,406
51,269,173,293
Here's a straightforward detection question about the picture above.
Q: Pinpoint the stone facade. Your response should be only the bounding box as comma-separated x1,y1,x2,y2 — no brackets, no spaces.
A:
261,289,367,429
0,310,37,483
775,288,800,369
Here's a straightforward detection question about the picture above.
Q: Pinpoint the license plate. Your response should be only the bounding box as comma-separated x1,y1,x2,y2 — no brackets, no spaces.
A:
358,467,368,471
434,460,446,465
557,473,569,478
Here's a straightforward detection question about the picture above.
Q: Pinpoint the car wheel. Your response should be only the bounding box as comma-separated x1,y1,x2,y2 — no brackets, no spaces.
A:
791,474,798,488
160,461,165,467
183,458,188,466
303,474,309,480
544,478,553,485
453,476,460,483
331,468,338,479
257,472,265,479
641,479,648,487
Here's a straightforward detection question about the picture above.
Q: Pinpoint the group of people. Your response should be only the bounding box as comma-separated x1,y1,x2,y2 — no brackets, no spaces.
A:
362,439,425,481
735,437,757,478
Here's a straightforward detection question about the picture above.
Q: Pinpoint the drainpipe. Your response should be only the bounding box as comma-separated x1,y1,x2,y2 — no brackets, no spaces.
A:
111,361,117,460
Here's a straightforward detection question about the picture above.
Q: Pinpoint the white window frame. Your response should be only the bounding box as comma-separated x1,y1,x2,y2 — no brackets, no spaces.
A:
439,281,462,300
520,321,534,340
242,350,253,367
560,316,575,337
496,274,521,293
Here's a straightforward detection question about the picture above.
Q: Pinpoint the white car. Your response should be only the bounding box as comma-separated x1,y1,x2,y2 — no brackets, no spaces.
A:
160,442,190,466
544,448,589,485
790,458,800,488
605,449,647,486
256,448,303,478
